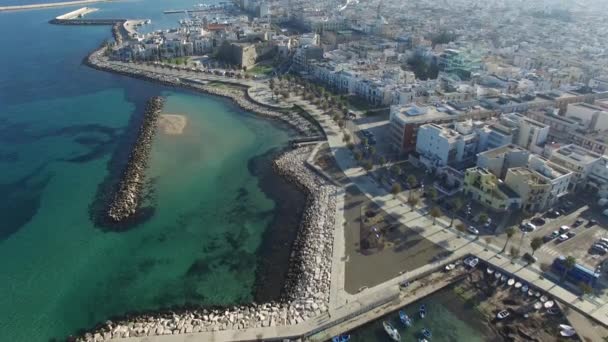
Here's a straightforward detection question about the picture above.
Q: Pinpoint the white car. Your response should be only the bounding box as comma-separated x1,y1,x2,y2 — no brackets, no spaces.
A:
558,234,569,242
467,226,480,235
559,225,570,233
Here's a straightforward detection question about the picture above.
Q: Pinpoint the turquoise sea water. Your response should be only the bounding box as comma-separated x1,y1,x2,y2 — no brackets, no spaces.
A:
0,1,297,341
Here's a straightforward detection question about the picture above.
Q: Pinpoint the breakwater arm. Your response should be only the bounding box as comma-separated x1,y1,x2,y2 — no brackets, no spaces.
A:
0,0,113,12
106,96,163,223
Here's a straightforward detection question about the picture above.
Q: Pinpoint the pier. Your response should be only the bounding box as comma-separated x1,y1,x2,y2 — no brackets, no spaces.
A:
0,0,113,12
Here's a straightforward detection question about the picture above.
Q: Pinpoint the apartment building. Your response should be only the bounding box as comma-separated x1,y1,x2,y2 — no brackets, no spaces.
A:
463,167,521,211
504,167,551,212
476,144,530,179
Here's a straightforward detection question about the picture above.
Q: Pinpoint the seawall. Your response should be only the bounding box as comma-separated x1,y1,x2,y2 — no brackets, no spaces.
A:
105,96,163,223
72,146,338,341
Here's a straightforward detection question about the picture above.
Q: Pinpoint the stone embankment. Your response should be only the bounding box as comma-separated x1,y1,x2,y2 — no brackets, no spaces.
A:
73,147,338,341
84,46,320,138
105,97,164,222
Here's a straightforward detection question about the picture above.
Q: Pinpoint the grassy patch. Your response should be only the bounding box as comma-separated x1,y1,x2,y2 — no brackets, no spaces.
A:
247,65,274,75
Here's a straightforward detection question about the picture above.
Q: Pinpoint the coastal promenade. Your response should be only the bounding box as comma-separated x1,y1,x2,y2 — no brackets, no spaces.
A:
0,0,113,12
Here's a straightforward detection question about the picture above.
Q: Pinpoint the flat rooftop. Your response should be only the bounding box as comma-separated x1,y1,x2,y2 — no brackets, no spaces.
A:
478,144,528,159
552,144,602,165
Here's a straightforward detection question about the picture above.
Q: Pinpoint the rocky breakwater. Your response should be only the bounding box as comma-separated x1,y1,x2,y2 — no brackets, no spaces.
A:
73,146,338,341
106,96,163,223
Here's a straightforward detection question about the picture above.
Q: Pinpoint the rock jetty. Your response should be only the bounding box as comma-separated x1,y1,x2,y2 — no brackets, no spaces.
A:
73,147,338,341
106,96,164,222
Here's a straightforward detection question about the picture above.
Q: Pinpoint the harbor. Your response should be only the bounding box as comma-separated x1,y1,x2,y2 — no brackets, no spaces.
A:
0,0,113,12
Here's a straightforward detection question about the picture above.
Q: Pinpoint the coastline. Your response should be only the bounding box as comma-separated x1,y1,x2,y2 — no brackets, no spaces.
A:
73,146,338,341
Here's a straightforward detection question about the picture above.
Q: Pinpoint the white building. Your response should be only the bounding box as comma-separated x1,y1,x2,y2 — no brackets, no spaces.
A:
566,103,608,131
416,123,478,168
500,112,549,153
528,155,572,206
548,144,603,189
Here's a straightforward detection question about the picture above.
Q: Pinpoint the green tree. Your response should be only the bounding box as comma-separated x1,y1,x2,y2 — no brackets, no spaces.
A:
354,151,363,162
478,212,489,224
368,146,376,156
450,198,463,227
347,143,355,150
579,282,593,297
530,237,543,256
343,133,351,144
429,206,442,225
391,164,402,177
502,227,516,253
391,183,402,197
363,160,373,172
561,256,577,283
455,223,466,236
484,237,493,249
378,156,387,166
510,246,520,260
426,188,438,202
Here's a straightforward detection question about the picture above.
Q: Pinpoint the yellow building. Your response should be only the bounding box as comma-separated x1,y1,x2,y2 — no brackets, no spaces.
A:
504,167,551,212
463,167,521,211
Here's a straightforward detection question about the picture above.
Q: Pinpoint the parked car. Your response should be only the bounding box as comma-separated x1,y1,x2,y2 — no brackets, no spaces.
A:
573,218,585,227
531,217,546,226
567,231,576,239
557,234,570,242
559,225,570,233
586,219,597,228
467,226,480,235
522,252,538,264
544,231,560,242
520,222,536,232
591,244,607,255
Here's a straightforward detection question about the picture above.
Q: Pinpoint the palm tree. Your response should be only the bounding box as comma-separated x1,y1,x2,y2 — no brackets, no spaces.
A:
390,164,402,177
378,156,387,167
429,206,442,225
530,237,543,256
450,198,463,227
561,256,577,283
455,223,466,237
343,133,351,144
502,227,516,253
406,175,417,200
408,196,420,208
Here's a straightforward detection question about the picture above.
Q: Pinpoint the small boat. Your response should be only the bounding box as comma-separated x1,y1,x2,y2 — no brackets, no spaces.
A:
521,284,529,293
534,302,543,310
383,321,401,342
445,263,455,271
540,295,548,302
421,328,432,339
419,304,426,319
534,291,541,298
399,310,412,327
508,278,515,286
487,267,494,274
560,324,574,330
560,329,576,337
332,334,351,342
419,339,429,342
544,300,555,309
515,282,522,289
496,310,510,319
495,272,501,279
464,257,479,268
501,274,508,282
528,289,534,296
547,307,560,315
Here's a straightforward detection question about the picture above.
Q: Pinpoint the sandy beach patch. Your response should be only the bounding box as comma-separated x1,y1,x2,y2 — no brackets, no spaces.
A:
158,114,187,135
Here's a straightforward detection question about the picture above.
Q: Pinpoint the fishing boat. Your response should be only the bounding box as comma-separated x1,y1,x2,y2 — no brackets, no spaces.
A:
494,272,501,279
487,267,494,274
496,310,510,320
332,334,351,342
547,307,560,315
508,278,515,286
501,274,508,282
544,300,555,309
399,310,412,327
445,263,455,271
515,282,522,289
383,321,401,342
521,284,529,293
540,295,548,302
419,304,426,319
421,328,432,339
534,291,541,298
528,289,534,296
560,324,574,330
534,302,543,310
